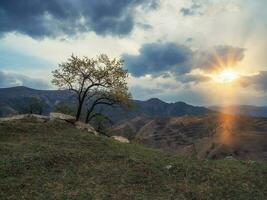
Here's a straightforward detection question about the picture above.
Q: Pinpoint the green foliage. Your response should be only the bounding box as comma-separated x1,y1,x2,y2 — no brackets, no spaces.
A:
52,54,131,121
0,119,266,199
54,102,74,115
26,96,44,114
91,113,113,135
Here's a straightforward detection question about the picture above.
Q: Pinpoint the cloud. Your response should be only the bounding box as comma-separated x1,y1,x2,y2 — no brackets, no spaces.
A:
177,74,211,84
0,0,158,38
240,71,267,92
123,42,245,86
186,37,194,43
123,42,194,77
0,71,50,89
180,0,241,17
130,85,163,99
180,3,202,16
196,45,245,72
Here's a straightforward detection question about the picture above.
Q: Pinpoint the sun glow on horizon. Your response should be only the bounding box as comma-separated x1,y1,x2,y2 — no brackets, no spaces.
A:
212,69,239,83
209,68,240,145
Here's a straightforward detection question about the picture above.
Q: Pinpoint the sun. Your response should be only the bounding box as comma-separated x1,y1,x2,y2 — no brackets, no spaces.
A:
212,69,239,83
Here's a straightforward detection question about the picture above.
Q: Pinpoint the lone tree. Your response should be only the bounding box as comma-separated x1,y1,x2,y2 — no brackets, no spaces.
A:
52,54,131,122
27,97,44,115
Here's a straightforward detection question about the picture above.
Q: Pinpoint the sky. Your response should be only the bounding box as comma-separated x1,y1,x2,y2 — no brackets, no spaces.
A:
0,0,267,106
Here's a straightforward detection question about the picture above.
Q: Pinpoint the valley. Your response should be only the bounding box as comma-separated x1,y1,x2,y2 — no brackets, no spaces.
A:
111,114,267,160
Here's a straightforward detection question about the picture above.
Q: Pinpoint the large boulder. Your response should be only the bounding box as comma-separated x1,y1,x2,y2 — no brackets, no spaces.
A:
111,136,130,143
75,121,99,136
49,112,76,123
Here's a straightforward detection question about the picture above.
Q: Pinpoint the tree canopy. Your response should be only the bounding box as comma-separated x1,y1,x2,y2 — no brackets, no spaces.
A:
52,54,131,122
27,97,44,115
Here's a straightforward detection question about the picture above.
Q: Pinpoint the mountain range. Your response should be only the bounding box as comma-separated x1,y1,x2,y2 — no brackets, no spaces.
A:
2,86,267,120
0,86,211,121
0,86,74,117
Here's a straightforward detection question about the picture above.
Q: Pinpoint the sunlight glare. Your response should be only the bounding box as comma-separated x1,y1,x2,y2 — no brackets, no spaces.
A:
212,69,239,83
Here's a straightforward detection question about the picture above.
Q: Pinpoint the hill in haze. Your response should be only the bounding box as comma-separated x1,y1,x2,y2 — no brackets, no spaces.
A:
0,118,266,199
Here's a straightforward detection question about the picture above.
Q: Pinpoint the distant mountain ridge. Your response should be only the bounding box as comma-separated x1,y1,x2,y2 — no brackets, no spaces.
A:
0,86,211,121
209,105,267,117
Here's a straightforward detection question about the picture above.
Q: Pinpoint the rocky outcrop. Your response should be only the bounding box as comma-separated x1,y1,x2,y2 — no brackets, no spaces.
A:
31,114,50,122
0,114,29,122
75,121,99,136
0,113,100,137
0,114,49,122
49,112,76,123
111,136,130,143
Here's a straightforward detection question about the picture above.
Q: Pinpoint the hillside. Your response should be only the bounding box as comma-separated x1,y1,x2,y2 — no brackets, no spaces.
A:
111,114,267,160
0,118,266,199
0,86,211,122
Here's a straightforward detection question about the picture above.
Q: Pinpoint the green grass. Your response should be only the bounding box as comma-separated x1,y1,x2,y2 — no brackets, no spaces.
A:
0,119,266,200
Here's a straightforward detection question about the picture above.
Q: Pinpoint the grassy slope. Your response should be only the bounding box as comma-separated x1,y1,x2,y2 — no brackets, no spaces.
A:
0,119,266,200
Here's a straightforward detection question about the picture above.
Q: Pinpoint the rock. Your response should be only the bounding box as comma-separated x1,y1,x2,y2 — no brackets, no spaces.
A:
165,165,173,170
74,121,88,131
75,121,99,136
224,156,236,160
111,136,130,143
30,114,50,122
87,126,99,136
0,114,28,122
246,160,256,165
49,112,76,123
0,114,49,122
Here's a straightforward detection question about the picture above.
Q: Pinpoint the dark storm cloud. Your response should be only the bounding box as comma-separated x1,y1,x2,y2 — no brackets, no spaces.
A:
0,71,50,89
0,0,158,38
196,45,245,71
123,42,194,77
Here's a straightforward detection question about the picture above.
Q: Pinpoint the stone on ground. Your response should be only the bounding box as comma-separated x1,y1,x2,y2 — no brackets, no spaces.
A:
112,136,130,143
49,112,76,123
75,121,99,136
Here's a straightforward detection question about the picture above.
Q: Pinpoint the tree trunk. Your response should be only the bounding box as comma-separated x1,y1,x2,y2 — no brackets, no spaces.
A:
76,101,83,121
85,110,90,124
